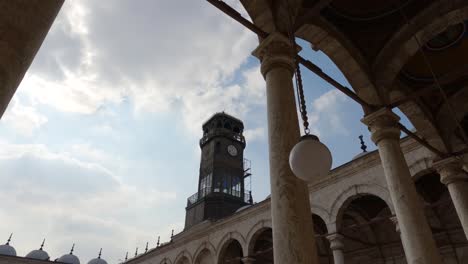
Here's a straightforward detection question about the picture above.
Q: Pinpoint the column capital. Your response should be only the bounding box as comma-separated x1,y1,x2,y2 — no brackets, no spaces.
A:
433,156,468,185
252,32,298,77
241,256,256,264
326,233,344,250
361,108,401,144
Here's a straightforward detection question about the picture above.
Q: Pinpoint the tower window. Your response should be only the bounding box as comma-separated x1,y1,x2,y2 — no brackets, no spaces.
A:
224,122,232,130
233,126,240,133
199,173,212,198
215,142,221,153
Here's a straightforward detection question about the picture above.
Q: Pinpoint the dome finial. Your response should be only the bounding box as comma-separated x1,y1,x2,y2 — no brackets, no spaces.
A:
170,230,174,241
359,135,367,153
156,236,160,247
145,242,148,253
124,252,128,261
134,247,138,257
39,239,45,250
98,248,102,259
69,243,75,255
6,233,12,245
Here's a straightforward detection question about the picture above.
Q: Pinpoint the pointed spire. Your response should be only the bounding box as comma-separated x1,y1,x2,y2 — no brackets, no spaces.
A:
359,135,367,153
170,230,174,241
134,247,138,257
145,242,148,253
39,238,46,250
6,233,12,245
98,248,102,259
69,243,75,255
156,236,160,247
124,252,128,261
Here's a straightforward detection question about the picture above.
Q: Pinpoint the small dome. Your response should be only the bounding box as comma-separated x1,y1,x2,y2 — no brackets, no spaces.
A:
235,205,252,212
0,244,16,256
88,249,106,264
26,249,50,260
58,254,80,264
352,151,369,160
88,258,108,264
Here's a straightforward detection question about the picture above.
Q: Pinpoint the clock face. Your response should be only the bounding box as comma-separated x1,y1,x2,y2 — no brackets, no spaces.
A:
227,145,238,156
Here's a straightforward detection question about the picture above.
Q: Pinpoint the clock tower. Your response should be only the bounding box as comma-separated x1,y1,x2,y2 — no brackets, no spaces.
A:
185,112,251,229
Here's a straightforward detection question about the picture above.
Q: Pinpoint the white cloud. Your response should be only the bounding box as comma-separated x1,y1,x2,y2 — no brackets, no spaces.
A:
307,90,348,137
244,127,266,142
18,0,261,134
0,141,177,263
1,98,48,136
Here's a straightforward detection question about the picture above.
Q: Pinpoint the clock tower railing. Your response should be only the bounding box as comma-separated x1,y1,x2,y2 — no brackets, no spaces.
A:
199,130,245,147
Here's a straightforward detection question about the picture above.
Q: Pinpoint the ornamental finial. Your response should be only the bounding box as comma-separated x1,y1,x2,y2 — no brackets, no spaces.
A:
359,135,367,153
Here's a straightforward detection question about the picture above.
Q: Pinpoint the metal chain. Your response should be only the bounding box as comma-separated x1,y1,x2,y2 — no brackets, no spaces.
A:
286,0,310,135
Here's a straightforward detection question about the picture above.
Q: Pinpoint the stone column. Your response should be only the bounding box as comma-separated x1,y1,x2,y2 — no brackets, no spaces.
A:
361,108,442,264
434,157,468,239
252,32,319,263
241,257,255,264
327,234,345,264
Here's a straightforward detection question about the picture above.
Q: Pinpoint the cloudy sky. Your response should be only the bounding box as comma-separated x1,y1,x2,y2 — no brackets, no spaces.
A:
0,1,412,263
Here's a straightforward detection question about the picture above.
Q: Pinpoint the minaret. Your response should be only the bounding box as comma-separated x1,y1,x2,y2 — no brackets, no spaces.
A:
185,112,249,229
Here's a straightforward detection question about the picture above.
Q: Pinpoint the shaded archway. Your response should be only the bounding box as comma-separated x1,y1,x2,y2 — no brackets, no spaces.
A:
337,194,404,263
194,248,214,264
247,228,272,264
218,239,243,264
175,256,190,264
415,171,468,263
313,214,332,264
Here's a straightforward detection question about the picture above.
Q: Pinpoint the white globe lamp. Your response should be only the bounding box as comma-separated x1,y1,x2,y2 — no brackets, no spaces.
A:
289,134,332,182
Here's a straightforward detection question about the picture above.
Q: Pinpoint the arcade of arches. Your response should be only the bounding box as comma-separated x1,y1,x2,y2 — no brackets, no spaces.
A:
126,0,468,263
147,159,467,264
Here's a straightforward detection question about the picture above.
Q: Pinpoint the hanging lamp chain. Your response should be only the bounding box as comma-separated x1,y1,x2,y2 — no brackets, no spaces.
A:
286,0,310,135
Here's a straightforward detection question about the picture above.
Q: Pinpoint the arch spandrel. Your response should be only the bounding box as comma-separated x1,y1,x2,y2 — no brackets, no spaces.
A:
329,184,395,227
215,231,247,261
193,246,215,264
193,242,216,263
159,257,172,264
173,250,192,264
245,219,272,251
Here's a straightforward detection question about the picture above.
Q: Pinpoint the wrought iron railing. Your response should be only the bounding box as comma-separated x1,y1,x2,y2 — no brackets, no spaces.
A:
186,189,252,207
199,130,245,146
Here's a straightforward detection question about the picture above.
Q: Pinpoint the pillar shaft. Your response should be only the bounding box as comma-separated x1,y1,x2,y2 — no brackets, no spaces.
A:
362,108,442,264
253,32,319,264
434,157,468,239
327,234,345,264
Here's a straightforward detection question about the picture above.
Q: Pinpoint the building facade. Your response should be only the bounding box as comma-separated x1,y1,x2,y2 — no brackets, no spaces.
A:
124,119,467,264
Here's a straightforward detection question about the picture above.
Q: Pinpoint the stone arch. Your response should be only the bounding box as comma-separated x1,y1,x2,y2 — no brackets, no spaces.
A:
216,231,247,261
407,156,433,181
246,220,272,256
193,242,216,263
246,227,272,263
245,219,272,252
329,184,395,226
217,237,244,264
159,257,173,264
311,204,331,226
193,245,215,264
173,250,192,264
296,21,381,110
374,0,468,86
